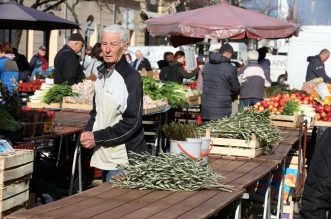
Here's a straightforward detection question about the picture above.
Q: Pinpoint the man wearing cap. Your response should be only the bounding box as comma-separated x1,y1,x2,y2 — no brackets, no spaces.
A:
29,45,48,78
201,43,240,121
54,33,85,85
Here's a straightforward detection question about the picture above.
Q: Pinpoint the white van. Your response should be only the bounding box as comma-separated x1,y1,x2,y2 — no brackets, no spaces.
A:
287,26,331,89
266,46,288,84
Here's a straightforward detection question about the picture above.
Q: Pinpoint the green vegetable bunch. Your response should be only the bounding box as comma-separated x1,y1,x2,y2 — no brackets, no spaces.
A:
142,77,190,106
283,101,300,116
112,152,233,192
43,84,78,104
200,109,280,146
162,122,199,141
0,106,21,132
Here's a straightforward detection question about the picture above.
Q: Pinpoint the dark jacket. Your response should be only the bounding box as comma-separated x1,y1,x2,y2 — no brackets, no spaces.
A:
54,45,85,85
13,53,30,82
258,58,272,84
85,55,146,154
133,57,152,71
300,127,331,218
159,61,198,83
306,55,331,83
201,53,240,120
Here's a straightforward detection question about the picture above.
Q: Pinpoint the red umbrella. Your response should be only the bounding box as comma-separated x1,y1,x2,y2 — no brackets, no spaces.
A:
145,1,299,47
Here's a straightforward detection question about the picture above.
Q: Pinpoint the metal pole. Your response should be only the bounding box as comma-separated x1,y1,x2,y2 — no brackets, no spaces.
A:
64,1,67,45
113,1,116,24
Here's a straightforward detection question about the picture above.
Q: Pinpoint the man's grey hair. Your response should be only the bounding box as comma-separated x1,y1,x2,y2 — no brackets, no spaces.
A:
320,49,330,55
247,50,259,61
102,24,129,43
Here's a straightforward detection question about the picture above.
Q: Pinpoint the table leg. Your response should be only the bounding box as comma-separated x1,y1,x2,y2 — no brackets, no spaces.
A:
234,198,242,219
56,136,64,167
263,173,272,219
69,133,82,195
276,160,285,219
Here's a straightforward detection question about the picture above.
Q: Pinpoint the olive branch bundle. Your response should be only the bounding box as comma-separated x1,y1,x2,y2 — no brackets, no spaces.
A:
162,122,199,141
112,152,234,192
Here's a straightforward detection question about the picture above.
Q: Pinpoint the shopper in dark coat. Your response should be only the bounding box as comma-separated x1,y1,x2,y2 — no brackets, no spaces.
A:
306,49,331,83
160,51,198,83
299,127,331,219
132,50,152,71
258,47,272,84
201,43,240,121
54,33,85,85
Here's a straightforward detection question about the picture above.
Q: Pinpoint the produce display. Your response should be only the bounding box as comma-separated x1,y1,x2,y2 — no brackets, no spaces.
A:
43,84,77,104
142,77,199,107
0,105,21,132
0,82,21,133
112,152,233,192
143,95,168,110
18,80,43,92
308,83,331,121
254,92,314,115
63,80,95,105
29,83,54,104
201,110,280,147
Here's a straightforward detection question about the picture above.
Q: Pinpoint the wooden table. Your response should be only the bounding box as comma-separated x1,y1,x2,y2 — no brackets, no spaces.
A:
54,110,90,128
7,127,300,219
6,184,245,219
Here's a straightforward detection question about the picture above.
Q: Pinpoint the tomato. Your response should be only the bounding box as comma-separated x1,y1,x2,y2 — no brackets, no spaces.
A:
278,99,286,107
261,100,268,109
324,104,331,113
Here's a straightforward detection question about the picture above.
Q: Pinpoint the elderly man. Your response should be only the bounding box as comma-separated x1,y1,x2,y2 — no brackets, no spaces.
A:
306,49,331,83
54,33,85,85
80,25,147,183
132,50,152,71
239,50,271,110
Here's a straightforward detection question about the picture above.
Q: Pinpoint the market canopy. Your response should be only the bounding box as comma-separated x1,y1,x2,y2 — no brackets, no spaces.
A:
145,1,300,47
0,1,79,31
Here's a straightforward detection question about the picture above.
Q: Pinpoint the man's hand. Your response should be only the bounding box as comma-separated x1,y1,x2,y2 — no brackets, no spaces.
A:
80,131,96,149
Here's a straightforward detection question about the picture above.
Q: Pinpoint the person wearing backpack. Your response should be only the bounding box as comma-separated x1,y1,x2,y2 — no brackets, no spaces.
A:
0,43,19,93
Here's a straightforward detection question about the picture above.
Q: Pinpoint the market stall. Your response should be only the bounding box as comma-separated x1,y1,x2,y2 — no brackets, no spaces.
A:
6,129,300,219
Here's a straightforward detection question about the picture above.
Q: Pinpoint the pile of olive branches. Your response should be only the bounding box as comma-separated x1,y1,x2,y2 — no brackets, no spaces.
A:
112,152,234,192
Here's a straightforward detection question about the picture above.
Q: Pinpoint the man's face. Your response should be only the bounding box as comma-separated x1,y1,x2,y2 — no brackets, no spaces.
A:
223,51,233,59
101,32,127,66
135,51,142,60
73,41,84,54
320,52,330,63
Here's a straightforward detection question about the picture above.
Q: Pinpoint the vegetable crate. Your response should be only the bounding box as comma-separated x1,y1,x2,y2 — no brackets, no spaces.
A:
62,101,92,111
208,134,264,158
188,95,201,105
20,109,54,137
143,104,169,115
270,115,304,128
312,115,331,127
0,150,34,218
26,102,61,109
